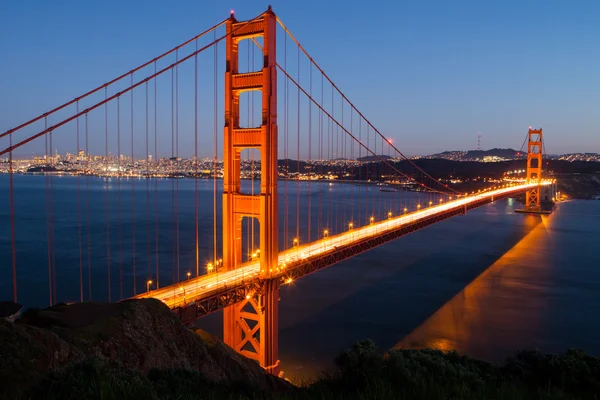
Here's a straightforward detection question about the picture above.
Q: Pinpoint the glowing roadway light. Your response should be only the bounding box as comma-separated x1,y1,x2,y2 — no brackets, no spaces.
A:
417,204,421,209
146,279,153,294
293,238,299,246
403,207,408,214
370,216,375,224
323,229,329,238
348,222,354,230
388,211,392,219
187,271,191,279
429,201,433,206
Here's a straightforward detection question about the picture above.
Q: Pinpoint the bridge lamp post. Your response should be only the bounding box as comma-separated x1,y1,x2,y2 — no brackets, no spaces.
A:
146,279,153,294
179,286,186,305
417,204,421,210
403,207,408,214
293,238,299,260
429,201,433,207
370,216,374,224
388,211,392,219
186,271,191,280
207,262,214,274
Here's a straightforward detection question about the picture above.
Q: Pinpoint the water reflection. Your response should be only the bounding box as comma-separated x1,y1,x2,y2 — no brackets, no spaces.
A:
394,214,553,362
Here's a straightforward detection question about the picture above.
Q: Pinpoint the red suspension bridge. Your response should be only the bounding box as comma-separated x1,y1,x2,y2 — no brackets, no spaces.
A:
1,7,553,376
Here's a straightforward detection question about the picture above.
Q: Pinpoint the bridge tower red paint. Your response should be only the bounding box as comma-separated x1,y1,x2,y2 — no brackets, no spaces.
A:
524,128,543,212
222,7,280,375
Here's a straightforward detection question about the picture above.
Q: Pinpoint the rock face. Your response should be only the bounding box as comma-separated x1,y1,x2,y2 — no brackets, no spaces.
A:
0,301,23,322
0,299,291,397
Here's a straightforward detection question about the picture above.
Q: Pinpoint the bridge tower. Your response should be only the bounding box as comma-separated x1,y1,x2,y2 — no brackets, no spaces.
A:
222,7,280,375
524,128,543,212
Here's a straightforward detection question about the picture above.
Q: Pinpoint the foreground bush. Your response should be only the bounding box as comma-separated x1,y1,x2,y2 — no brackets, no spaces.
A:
12,340,600,400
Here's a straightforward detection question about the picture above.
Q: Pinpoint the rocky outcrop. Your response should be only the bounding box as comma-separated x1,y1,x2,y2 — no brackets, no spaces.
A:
0,299,291,398
0,301,23,322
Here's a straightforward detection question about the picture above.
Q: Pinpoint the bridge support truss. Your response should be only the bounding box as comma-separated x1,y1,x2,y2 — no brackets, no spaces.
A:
524,128,543,212
222,8,280,375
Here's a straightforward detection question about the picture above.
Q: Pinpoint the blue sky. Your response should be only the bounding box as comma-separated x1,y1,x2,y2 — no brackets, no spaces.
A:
1,0,599,157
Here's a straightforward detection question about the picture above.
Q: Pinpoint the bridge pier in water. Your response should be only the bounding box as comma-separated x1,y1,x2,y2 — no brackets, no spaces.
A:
222,8,281,374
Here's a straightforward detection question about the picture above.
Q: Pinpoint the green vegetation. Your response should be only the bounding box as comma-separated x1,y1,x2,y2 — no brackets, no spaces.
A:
8,340,600,400
3,300,599,399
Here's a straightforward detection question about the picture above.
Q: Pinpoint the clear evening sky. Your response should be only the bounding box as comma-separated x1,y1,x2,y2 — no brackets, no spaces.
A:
1,0,599,157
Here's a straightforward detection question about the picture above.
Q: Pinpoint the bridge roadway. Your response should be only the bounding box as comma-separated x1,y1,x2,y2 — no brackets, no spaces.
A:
133,182,549,320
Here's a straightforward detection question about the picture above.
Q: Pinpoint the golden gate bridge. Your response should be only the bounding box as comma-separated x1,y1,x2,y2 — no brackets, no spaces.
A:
1,6,553,376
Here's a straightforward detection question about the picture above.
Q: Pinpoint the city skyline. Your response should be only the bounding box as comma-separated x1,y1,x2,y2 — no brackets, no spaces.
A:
2,1,600,158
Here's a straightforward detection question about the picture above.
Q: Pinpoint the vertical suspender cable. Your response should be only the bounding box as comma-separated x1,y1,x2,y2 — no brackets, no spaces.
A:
146,82,151,285
175,49,180,283
86,114,92,300
213,29,218,269
9,133,17,303
307,60,312,242
105,87,111,301
76,102,83,302
283,32,288,250
49,129,56,303
195,40,199,277
45,117,52,306
154,61,160,287
118,96,123,299
171,67,175,285
296,45,300,243
131,73,136,295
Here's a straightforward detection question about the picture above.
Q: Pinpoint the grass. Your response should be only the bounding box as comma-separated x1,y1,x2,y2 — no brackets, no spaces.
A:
10,339,600,400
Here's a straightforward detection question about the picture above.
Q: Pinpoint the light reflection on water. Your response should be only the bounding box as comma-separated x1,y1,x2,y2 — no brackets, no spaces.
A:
394,214,551,359
273,200,600,382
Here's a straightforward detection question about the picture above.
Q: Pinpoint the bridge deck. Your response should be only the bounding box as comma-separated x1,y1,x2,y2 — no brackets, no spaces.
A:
133,182,549,322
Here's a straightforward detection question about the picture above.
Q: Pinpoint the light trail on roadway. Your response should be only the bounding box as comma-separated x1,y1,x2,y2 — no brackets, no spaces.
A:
133,181,551,309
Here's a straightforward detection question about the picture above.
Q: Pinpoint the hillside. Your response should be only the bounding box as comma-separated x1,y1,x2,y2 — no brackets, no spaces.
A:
2,300,600,399
0,299,290,399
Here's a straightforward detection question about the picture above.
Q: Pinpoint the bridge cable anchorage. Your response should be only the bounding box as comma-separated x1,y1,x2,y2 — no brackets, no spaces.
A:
275,17,458,195
0,11,269,158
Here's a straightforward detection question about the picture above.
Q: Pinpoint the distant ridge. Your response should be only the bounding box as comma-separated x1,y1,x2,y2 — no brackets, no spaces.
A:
357,154,393,162
426,148,522,161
